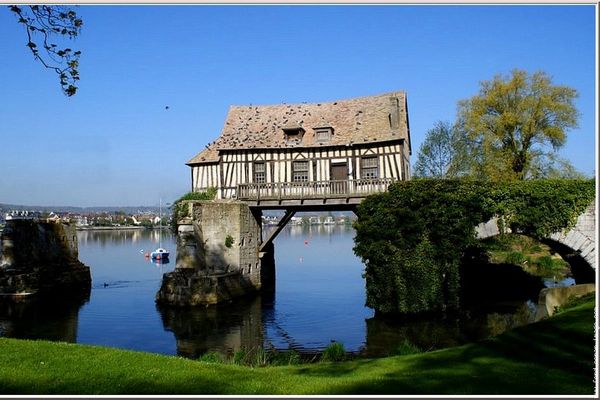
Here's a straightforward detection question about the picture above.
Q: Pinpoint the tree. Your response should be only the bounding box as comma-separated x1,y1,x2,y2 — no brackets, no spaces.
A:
414,121,469,178
413,121,456,178
458,69,579,180
9,5,82,96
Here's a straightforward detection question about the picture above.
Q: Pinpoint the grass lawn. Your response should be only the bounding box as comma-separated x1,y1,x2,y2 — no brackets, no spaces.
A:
0,298,595,395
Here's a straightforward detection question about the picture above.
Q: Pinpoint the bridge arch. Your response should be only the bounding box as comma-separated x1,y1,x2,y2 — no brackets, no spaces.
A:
476,203,596,271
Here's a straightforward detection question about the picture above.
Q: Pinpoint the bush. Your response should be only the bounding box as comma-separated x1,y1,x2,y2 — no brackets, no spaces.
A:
354,179,595,315
170,188,217,233
394,339,422,356
536,255,555,271
270,350,301,366
321,342,346,362
199,352,224,363
506,251,526,265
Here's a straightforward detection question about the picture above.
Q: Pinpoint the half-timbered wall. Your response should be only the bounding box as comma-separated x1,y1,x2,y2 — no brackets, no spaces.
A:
191,141,407,199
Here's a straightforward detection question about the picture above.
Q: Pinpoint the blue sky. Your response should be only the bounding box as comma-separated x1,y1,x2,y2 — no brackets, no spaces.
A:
0,5,596,207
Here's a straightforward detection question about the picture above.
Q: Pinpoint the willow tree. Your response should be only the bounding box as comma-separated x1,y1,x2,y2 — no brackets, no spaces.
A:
458,69,579,180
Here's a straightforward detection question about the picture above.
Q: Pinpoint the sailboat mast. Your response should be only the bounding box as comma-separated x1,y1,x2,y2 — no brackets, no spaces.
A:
158,198,162,248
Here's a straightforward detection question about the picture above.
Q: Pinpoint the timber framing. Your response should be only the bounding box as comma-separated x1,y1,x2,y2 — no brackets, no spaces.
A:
187,91,411,209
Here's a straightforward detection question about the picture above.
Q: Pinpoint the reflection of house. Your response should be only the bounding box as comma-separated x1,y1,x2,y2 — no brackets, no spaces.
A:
323,216,335,225
309,216,321,225
187,91,411,205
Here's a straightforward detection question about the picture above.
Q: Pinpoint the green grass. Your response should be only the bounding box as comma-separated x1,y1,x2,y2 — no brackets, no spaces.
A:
0,299,595,395
482,234,571,279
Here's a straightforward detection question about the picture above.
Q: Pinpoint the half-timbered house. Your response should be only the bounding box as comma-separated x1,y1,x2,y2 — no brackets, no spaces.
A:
187,91,411,207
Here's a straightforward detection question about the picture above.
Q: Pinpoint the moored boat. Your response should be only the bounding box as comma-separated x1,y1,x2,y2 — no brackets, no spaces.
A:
151,247,169,260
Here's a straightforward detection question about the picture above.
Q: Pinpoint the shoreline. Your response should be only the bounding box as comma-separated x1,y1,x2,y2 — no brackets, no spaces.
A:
75,226,167,231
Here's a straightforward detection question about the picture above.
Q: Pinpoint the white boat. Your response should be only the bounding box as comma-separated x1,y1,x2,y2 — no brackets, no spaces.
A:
151,247,170,260
151,199,169,260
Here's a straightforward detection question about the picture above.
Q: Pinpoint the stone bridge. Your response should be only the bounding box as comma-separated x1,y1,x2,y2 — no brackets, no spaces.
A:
476,203,596,270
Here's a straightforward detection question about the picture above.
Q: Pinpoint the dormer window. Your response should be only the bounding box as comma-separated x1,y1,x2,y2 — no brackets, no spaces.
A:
314,127,333,143
283,126,305,146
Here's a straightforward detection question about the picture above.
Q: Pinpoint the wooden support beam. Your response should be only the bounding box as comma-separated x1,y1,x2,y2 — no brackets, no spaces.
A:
259,209,296,252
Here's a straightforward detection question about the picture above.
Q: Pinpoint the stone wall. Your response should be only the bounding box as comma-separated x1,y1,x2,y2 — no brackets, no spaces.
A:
548,203,596,270
476,203,596,270
157,201,268,306
0,220,91,299
535,283,595,320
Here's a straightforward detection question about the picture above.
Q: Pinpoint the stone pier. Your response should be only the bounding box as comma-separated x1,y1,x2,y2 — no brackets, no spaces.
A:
156,200,273,306
0,220,91,300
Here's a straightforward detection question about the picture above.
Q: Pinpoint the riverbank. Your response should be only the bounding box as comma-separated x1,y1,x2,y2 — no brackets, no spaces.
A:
0,297,594,395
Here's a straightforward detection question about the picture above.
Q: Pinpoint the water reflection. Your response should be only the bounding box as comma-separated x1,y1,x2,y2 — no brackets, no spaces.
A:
77,228,170,248
0,293,89,342
157,296,264,358
363,301,537,357
0,227,568,359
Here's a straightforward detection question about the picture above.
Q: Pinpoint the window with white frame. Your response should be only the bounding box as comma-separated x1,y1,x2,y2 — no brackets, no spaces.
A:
254,162,266,184
292,160,309,182
361,156,379,179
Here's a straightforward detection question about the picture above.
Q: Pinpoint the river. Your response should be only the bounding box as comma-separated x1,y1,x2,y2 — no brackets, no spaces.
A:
0,225,553,358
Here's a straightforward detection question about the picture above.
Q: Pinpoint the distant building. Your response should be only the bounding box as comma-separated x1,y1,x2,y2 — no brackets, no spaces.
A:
5,210,41,221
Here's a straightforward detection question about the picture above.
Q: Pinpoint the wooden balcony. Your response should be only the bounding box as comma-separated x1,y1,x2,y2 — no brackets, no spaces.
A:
236,178,394,209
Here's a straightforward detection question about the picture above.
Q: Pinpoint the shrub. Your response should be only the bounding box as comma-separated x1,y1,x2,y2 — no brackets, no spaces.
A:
536,255,555,271
321,342,346,362
394,339,422,356
354,179,594,315
270,350,301,366
199,351,224,363
170,188,217,233
506,251,526,265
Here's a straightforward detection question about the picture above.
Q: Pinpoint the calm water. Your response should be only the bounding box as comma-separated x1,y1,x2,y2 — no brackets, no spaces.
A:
0,226,544,358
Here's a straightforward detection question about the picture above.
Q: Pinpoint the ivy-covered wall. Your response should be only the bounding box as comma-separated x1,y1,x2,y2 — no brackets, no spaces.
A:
353,179,595,315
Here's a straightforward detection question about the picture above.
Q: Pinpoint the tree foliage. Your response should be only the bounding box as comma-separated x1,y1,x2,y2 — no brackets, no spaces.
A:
9,5,82,96
354,179,595,315
457,69,579,180
413,121,463,178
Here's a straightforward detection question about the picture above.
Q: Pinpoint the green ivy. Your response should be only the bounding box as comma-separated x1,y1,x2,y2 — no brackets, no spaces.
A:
225,234,234,249
170,188,217,233
354,178,595,315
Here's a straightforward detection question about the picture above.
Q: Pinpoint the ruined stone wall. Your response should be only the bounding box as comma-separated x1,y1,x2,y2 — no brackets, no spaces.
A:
1,220,79,268
157,200,267,306
0,220,91,298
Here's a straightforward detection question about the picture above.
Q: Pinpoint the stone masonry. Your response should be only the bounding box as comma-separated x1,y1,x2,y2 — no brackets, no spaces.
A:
477,203,596,270
0,220,91,299
156,200,270,306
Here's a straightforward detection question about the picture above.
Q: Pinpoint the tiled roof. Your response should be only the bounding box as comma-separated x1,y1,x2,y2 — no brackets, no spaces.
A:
188,91,410,164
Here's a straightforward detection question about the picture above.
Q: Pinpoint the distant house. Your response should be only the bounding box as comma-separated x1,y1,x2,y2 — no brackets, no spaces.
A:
187,91,411,205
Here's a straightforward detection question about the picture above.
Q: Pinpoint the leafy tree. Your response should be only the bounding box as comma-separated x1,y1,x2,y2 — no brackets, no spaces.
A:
8,5,82,96
458,69,579,180
413,121,459,178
